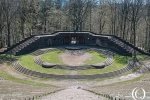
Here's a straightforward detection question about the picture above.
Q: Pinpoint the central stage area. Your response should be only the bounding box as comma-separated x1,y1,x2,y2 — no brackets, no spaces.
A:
60,50,92,66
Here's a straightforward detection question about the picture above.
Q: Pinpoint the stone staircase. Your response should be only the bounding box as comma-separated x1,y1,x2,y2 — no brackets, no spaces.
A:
136,61,150,73
31,48,55,56
34,56,43,65
109,37,134,54
7,37,40,55
2,31,150,56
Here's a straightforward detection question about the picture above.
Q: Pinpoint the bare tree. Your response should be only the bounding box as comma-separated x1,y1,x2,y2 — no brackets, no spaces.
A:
119,0,130,40
98,0,106,34
55,0,62,9
18,0,28,39
27,0,40,35
40,0,52,33
145,0,150,52
3,0,19,47
69,0,91,31
107,0,119,35
128,0,143,58
0,0,5,48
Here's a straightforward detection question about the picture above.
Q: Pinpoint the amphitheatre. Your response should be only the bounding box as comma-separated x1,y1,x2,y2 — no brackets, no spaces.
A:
0,31,150,100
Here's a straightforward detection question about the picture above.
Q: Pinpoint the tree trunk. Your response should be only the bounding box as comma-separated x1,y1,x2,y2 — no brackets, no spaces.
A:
44,17,47,33
7,22,11,47
0,30,2,48
21,20,25,39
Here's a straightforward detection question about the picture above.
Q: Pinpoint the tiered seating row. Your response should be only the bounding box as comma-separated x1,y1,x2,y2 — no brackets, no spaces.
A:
104,57,114,66
31,48,55,56
136,62,150,73
7,37,40,55
23,88,65,100
34,56,43,65
12,60,137,79
109,37,134,54
89,48,114,67
31,50,45,56
83,89,126,100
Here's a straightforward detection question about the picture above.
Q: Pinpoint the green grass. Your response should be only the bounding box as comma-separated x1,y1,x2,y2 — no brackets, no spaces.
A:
78,55,130,75
18,50,131,75
41,50,106,65
114,55,129,64
84,51,106,65
19,55,69,75
41,50,63,64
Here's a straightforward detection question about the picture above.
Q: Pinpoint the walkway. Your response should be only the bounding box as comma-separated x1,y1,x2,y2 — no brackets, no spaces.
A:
41,87,105,100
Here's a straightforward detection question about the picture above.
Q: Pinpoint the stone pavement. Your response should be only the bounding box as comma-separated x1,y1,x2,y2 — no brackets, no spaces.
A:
41,87,106,100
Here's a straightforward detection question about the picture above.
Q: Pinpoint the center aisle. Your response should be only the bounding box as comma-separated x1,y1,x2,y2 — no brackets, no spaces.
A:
41,87,105,100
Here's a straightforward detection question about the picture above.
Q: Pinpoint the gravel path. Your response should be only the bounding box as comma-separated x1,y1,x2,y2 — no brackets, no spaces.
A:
41,87,105,100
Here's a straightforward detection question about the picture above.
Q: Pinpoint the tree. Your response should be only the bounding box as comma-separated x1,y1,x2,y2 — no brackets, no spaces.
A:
27,0,40,35
0,0,5,48
98,0,106,34
108,0,119,35
128,0,143,58
18,0,28,39
68,0,91,31
55,0,62,9
119,0,130,40
145,0,150,52
40,0,52,33
3,0,19,47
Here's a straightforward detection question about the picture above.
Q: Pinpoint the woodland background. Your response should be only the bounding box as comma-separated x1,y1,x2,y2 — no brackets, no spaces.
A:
0,0,149,52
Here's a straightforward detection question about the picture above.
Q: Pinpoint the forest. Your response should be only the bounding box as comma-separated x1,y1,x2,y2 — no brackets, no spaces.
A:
0,0,150,52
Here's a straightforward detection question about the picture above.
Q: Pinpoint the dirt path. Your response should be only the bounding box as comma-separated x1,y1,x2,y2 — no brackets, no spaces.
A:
60,52,91,66
41,87,105,100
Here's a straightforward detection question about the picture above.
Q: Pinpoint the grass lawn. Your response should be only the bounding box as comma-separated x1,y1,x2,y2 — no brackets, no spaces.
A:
41,50,63,64
84,51,106,65
41,50,106,65
18,50,131,75
19,55,70,75
78,55,130,75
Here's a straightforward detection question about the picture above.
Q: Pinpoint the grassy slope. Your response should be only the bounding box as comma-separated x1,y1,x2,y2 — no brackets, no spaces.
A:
19,55,69,75
41,50,63,64
78,55,129,75
18,50,131,75
84,51,106,65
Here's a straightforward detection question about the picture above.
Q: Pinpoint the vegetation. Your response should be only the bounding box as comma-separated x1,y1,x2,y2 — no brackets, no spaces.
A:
41,50,106,65
0,0,150,53
114,55,129,64
19,55,69,75
41,50,63,64
84,51,106,65
78,55,130,75
18,52,130,75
